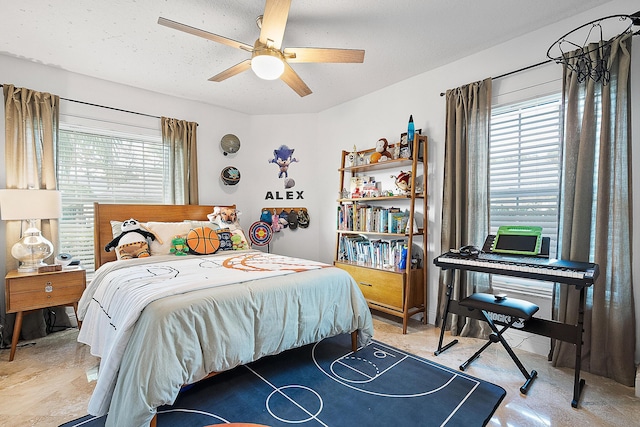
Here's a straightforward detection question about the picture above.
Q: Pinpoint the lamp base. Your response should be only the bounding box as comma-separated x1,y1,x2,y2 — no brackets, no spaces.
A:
17,261,48,273
11,222,54,273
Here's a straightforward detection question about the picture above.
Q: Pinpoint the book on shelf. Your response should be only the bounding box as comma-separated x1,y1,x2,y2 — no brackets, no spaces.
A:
388,209,419,234
339,205,414,234
338,234,408,269
337,204,353,230
387,208,404,233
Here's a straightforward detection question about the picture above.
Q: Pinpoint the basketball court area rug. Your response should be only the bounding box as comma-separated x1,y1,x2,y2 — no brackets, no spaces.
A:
61,334,505,427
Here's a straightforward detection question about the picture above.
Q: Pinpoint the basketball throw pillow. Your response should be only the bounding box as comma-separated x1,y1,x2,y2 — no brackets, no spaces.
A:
186,226,221,255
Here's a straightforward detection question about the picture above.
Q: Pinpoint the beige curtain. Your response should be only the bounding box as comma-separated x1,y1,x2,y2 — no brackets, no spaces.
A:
2,84,68,339
554,33,635,385
437,78,492,338
161,117,199,204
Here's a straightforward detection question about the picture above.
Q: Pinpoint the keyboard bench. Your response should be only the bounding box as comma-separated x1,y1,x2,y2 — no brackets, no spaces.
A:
458,293,539,394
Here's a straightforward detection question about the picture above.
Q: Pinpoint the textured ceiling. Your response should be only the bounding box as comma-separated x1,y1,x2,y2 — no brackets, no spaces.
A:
0,0,611,115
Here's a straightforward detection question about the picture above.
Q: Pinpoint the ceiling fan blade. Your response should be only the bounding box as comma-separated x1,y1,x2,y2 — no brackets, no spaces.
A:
259,0,291,49
158,17,254,52
283,47,365,63
280,62,312,97
208,60,252,82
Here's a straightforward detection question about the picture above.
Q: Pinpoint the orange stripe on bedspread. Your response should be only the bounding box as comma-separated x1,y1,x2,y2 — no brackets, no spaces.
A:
221,252,331,272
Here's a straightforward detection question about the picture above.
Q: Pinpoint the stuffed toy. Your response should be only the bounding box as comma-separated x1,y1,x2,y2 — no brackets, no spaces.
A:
208,206,239,229
391,171,412,193
370,138,393,163
230,232,250,250
170,235,189,256
208,207,250,250
105,218,157,260
272,213,281,232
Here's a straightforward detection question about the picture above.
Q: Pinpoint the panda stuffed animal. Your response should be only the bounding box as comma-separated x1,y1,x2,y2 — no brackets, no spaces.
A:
105,218,157,260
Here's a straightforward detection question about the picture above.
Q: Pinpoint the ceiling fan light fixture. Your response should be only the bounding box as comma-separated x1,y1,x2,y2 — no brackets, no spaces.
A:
251,49,285,80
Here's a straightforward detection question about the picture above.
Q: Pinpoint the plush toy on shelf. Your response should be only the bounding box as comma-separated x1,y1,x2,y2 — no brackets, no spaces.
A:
370,138,393,163
391,171,412,194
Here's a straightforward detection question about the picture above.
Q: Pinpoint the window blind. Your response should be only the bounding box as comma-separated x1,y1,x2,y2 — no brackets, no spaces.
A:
57,124,167,276
489,94,562,296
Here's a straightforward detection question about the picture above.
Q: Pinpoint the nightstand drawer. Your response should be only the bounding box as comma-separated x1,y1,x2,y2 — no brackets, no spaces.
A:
5,269,86,313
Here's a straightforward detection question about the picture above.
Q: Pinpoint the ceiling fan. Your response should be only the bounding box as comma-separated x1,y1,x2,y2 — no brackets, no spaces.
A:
158,0,365,97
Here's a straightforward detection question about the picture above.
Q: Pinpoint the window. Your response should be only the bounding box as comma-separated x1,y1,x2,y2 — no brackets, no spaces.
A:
57,124,170,276
489,94,562,296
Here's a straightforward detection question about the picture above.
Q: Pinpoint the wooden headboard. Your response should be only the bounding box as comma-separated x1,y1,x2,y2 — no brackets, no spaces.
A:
93,203,222,270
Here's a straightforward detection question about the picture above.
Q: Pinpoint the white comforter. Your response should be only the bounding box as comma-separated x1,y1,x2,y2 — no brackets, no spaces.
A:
77,250,373,427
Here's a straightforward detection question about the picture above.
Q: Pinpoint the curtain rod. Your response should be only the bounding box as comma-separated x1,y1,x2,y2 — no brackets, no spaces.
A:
1,83,164,120
439,59,552,97
60,97,161,119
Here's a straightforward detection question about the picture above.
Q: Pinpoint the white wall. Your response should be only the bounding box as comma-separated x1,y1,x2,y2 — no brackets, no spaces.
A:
1,0,638,361
315,0,640,362
244,113,322,260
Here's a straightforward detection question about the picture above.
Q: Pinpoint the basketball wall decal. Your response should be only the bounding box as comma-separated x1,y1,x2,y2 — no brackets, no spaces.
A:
220,133,241,156
221,166,241,185
186,226,221,255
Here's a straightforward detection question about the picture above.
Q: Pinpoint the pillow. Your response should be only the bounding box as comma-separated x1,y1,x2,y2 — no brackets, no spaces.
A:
186,226,221,255
184,219,220,230
215,228,234,251
145,221,192,255
230,228,250,250
207,206,250,250
110,220,124,237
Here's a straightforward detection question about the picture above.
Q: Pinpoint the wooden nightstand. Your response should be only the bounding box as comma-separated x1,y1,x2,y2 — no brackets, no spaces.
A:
5,268,86,361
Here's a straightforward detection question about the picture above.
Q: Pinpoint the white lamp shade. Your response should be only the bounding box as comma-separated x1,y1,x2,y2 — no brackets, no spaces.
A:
0,189,62,220
251,51,285,80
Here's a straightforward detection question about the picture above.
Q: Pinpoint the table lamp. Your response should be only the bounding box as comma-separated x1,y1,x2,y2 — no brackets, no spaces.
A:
0,189,62,272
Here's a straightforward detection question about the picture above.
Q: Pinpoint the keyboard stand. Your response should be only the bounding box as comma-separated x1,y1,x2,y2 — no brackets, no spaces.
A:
434,256,592,408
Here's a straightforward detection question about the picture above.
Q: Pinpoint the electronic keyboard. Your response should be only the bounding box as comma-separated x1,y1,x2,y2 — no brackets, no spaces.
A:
434,252,599,288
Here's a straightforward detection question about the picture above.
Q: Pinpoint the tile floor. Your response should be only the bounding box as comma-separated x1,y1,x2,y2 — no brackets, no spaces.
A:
0,314,638,427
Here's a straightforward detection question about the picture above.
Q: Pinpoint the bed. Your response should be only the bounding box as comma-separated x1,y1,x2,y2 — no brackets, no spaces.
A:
77,203,374,427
